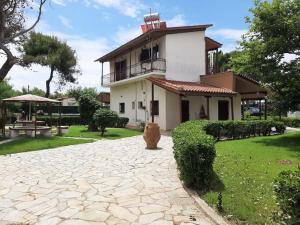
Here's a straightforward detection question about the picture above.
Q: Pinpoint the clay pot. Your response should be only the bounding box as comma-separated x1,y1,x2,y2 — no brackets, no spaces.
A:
143,122,161,149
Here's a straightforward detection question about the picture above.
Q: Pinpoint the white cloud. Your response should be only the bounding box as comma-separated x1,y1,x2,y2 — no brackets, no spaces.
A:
207,29,247,41
58,15,73,29
92,0,146,18
0,18,111,92
51,0,66,6
167,14,187,27
113,26,141,46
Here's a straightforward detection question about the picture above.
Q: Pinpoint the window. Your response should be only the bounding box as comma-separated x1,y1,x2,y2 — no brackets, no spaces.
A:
132,101,135,110
115,60,127,81
119,103,125,113
150,100,159,116
138,101,144,109
140,45,159,62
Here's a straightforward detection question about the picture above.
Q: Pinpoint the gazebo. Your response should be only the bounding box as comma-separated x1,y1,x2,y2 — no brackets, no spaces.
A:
1,94,62,138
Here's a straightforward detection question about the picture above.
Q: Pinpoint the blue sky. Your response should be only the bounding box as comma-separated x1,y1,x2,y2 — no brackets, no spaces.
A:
4,0,255,92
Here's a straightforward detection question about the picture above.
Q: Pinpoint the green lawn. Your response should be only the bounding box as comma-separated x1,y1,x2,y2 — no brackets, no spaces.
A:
0,137,94,155
64,125,142,140
202,132,300,225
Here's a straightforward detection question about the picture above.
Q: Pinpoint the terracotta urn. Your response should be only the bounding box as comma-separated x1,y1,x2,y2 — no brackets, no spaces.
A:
143,122,161,149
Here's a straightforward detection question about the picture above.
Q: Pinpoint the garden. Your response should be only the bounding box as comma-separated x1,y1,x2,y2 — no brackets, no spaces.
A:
172,120,300,225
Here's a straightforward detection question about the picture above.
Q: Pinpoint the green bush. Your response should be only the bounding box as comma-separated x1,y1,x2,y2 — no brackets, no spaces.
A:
274,168,300,225
79,92,100,131
204,120,285,140
37,115,85,126
172,120,216,190
276,117,300,128
93,108,119,136
115,117,129,128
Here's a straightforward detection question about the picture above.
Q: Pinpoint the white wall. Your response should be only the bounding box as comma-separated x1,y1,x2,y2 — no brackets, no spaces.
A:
165,31,206,82
209,95,241,121
110,80,167,130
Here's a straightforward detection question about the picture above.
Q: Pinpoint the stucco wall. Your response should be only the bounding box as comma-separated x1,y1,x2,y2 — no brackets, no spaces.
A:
209,95,242,121
110,80,167,130
165,31,206,82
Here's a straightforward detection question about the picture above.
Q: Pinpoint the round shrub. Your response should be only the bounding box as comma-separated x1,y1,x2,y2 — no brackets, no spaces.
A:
274,168,300,224
115,117,129,128
93,108,119,136
172,120,216,190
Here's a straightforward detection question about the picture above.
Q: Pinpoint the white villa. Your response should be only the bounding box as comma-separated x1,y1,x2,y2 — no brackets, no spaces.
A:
96,16,267,130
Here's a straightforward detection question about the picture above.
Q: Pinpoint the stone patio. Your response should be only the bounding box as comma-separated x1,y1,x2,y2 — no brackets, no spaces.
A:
0,135,222,225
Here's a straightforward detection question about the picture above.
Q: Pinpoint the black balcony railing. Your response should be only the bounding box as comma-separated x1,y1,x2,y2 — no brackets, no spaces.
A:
102,58,166,86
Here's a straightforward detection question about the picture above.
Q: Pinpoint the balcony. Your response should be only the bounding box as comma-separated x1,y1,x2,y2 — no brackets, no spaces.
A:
102,58,166,86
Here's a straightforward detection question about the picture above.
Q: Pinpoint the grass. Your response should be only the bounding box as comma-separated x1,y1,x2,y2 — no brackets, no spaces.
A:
64,125,142,140
0,136,94,155
202,132,300,225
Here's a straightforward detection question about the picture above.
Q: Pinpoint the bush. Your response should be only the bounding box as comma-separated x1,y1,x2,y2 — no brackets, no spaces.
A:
172,120,216,189
273,168,300,225
115,117,129,128
37,115,85,126
78,92,100,131
93,108,119,136
276,117,300,128
204,120,285,140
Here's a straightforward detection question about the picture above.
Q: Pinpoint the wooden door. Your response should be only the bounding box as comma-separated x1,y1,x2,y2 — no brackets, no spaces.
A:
181,100,189,122
115,60,126,81
218,100,229,120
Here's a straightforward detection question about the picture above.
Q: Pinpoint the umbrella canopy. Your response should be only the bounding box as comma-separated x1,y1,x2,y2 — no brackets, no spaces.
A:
2,94,60,103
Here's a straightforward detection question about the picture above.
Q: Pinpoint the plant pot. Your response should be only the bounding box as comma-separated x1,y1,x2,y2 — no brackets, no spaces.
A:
143,122,161,149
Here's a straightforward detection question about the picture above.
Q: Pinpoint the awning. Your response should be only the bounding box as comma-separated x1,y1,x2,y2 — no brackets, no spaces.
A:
146,77,237,96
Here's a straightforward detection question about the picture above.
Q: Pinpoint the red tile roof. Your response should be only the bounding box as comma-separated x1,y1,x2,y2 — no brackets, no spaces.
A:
146,77,237,95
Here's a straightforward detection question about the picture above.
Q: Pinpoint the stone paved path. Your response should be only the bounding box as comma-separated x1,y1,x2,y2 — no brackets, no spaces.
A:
0,135,218,225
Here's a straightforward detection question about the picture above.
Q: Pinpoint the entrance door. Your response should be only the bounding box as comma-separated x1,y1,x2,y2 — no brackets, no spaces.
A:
181,100,189,122
218,100,229,120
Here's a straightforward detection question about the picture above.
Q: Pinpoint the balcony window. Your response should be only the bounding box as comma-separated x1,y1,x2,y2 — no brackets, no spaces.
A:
119,103,125,113
115,60,127,81
140,45,159,62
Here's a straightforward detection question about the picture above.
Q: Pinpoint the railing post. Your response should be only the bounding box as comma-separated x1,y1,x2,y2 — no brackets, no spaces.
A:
101,62,104,86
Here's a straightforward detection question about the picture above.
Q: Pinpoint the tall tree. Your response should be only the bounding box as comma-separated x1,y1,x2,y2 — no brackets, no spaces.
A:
21,32,79,97
231,0,300,114
0,0,46,81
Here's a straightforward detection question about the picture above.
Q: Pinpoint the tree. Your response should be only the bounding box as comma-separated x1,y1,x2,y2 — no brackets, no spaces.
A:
0,0,47,81
0,79,18,100
21,32,79,97
93,108,119,136
21,86,45,96
67,87,98,101
230,0,300,115
78,91,100,131
217,51,239,72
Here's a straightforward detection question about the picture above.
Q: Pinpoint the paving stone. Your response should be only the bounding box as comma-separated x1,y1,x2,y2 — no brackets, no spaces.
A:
0,136,222,225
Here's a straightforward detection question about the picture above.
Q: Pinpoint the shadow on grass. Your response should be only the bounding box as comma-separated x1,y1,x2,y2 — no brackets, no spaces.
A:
253,133,300,153
198,170,225,195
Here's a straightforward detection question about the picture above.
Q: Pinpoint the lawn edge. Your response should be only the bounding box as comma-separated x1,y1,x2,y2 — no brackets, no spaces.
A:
183,187,231,225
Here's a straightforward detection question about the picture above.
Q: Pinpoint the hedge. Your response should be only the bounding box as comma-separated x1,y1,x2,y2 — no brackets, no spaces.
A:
37,115,87,126
204,120,286,140
172,120,286,189
172,120,216,189
274,168,300,224
275,117,300,128
115,117,129,128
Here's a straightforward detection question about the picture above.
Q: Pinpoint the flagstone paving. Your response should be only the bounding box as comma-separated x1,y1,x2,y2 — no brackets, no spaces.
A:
0,135,220,225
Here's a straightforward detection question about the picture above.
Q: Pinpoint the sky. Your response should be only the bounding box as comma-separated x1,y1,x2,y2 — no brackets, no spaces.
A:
2,0,255,93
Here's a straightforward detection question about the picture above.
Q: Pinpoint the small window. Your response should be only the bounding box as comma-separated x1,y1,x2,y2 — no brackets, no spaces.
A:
119,103,125,113
132,101,135,110
138,101,144,109
150,100,159,116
